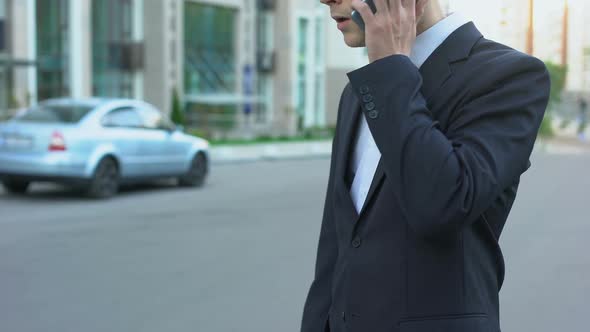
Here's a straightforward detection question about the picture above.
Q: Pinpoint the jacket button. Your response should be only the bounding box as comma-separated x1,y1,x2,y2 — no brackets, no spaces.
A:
362,94,373,103
352,236,361,248
365,102,375,111
368,110,379,119
359,85,370,94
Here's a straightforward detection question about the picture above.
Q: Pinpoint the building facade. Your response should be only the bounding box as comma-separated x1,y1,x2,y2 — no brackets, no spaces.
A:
0,0,329,137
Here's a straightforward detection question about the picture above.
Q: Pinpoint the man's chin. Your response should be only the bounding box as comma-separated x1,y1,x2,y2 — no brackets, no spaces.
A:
343,33,365,48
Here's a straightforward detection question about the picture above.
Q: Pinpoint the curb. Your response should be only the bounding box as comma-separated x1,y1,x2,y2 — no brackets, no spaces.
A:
535,138,590,156
209,136,589,165
210,140,332,165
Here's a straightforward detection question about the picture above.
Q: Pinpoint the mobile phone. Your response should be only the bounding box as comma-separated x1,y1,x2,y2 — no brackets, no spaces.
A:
351,0,377,31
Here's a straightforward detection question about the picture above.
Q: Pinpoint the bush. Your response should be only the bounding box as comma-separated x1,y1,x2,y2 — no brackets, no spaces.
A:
544,61,567,111
188,129,211,140
538,114,554,138
170,88,185,126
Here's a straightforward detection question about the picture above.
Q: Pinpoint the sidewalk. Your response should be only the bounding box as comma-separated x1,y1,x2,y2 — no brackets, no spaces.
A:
537,114,590,155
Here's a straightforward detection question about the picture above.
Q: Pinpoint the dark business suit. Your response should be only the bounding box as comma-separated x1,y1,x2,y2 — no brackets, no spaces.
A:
301,22,550,332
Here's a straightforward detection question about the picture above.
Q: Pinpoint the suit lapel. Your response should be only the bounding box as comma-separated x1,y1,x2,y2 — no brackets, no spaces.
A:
357,158,386,219
336,85,361,186
335,85,361,221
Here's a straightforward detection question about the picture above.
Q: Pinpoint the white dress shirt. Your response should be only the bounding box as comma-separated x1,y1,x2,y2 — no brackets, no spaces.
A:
350,13,470,213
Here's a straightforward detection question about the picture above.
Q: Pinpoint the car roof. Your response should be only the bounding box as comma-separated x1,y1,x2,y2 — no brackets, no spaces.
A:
39,98,142,109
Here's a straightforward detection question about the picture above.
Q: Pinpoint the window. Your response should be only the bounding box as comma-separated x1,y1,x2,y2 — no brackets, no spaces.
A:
16,105,94,124
184,2,237,95
36,0,70,100
92,0,135,97
0,0,5,52
102,107,143,128
136,106,174,130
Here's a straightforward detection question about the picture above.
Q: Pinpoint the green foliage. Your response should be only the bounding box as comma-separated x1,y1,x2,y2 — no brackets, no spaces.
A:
170,88,185,126
544,61,567,111
302,126,335,140
559,118,570,130
211,105,237,132
538,114,554,138
8,94,20,109
188,129,211,140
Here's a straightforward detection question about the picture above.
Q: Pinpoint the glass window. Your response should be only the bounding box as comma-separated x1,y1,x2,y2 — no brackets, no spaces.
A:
0,0,6,52
16,105,94,123
102,107,143,127
92,0,135,97
136,106,174,130
36,0,70,100
184,2,237,95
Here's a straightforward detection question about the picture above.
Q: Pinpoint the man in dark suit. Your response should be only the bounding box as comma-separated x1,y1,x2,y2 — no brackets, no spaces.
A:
301,0,550,331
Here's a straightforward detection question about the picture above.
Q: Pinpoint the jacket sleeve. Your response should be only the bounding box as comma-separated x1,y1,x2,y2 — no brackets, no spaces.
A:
300,88,346,332
346,54,550,239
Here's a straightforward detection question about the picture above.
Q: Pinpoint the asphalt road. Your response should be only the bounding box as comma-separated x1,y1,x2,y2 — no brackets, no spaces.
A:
0,151,589,332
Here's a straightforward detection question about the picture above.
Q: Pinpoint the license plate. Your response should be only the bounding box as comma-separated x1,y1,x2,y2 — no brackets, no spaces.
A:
3,134,33,149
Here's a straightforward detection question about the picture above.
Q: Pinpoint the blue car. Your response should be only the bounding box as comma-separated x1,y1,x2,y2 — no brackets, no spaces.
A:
0,98,209,198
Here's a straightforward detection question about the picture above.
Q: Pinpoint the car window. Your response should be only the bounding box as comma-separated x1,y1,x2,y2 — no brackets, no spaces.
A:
102,107,143,128
15,105,94,123
137,106,174,130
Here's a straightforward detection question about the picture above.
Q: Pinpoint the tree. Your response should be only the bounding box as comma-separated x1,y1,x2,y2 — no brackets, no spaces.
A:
537,61,568,137
170,88,185,126
544,61,567,111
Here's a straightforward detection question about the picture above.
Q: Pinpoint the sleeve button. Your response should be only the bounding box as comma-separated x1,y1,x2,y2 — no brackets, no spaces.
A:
368,110,379,119
352,236,362,248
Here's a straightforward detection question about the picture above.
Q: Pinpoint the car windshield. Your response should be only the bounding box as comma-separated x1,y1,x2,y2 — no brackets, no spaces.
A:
14,104,95,123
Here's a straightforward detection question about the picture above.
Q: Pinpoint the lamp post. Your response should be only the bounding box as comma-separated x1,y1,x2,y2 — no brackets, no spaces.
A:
561,0,569,67
526,0,534,55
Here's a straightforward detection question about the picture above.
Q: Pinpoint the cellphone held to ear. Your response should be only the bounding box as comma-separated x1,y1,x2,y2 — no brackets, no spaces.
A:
351,0,377,31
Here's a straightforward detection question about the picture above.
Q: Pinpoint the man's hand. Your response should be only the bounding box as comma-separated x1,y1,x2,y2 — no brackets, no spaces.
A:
351,0,430,63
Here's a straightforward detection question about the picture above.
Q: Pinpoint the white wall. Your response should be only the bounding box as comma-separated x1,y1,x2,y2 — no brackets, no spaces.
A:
10,0,32,106
565,0,590,92
70,0,92,98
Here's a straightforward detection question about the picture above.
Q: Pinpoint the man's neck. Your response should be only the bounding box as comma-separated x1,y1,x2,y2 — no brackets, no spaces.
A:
417,3,446,35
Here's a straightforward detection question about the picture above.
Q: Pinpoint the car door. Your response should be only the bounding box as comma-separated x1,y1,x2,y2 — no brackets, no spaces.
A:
101,107,144,177
135,105,179,176
155,113,190,174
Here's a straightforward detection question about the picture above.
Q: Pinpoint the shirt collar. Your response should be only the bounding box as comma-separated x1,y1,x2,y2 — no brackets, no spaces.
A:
410,12,471,68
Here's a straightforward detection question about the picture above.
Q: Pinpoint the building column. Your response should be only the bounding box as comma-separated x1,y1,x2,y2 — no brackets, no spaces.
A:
133,0,144,100
26,0,37,104
70,0,91,98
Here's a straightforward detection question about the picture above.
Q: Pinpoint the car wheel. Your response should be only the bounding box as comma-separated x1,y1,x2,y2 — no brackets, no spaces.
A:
178,153,208,187
87,158,119,199
2,179,30,194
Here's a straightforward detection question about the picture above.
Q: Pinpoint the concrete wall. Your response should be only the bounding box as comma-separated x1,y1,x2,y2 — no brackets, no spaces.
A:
70,0,92,98
143,0,167,112
9,0,30,106
565,0,590,93
271,0,295,135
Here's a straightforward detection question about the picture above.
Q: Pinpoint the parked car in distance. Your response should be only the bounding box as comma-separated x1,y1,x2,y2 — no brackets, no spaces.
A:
0,98,209,198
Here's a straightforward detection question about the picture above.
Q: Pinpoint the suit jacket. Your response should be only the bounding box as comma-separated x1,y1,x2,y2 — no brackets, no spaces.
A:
301,22,550,332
